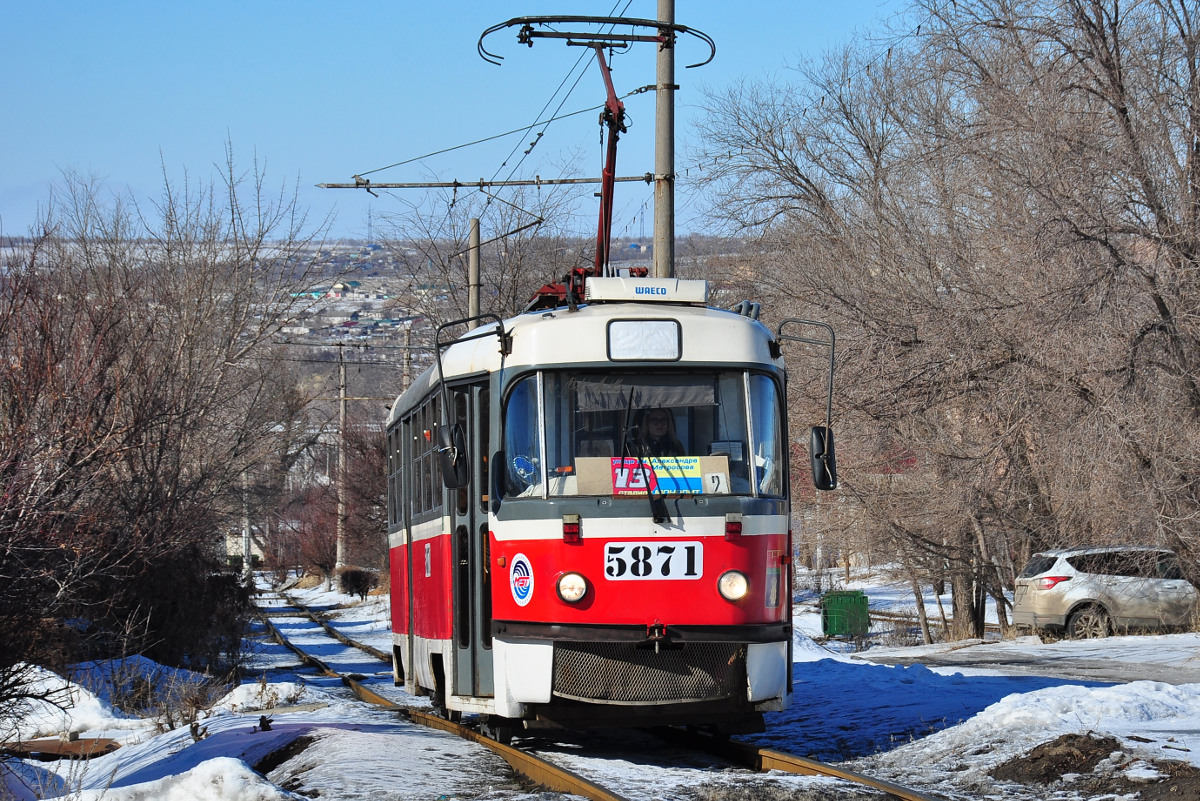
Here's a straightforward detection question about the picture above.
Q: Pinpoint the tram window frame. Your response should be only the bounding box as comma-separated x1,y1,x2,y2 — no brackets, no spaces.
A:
478,387,490,509
499,369,784,498
454,391,469,515
503,373,545,498
413,409,424,517
747,373,786,498
390,425,405,528
386,428,395,527
408,415,420,519
398,393,448,521
421,401,432,514
430,398,443,514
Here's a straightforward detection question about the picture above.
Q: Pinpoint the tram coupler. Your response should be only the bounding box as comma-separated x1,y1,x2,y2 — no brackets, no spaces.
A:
646,621,667,653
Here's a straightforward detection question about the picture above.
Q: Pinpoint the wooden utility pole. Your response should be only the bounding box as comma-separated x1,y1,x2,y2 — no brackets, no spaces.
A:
654,0,675,278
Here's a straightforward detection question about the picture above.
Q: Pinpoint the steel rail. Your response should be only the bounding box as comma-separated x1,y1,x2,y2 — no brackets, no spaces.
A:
405,709,630,801
652,728,943,801
276,590,392,662
746,746,943,801
258,596,941,801
257,604,629,801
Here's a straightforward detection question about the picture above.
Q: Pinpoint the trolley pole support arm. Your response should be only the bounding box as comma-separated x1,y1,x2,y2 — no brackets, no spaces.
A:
585,44,625,276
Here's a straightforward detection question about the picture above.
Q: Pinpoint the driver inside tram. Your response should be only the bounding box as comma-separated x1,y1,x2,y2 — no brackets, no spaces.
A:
640,408,684,457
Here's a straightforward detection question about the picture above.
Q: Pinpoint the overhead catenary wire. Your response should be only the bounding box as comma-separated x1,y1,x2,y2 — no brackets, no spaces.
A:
368,3,640,241
352,100,630,180
327,5,933,247
485,1,635,185
348,1,635,188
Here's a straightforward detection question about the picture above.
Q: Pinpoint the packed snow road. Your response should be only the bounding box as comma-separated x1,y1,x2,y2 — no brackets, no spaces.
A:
859,632,1200,685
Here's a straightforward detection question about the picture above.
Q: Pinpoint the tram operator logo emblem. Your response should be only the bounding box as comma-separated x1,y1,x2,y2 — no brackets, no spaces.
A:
510,553,534,606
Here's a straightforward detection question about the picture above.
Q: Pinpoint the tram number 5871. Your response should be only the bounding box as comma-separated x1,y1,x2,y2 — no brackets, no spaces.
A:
604,541,703,580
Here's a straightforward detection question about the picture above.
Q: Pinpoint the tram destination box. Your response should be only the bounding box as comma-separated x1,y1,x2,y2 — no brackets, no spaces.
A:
575,455,732,496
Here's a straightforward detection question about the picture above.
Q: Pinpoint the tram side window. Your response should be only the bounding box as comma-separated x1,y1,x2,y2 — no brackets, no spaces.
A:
387,426,403,527
748,374,785,497
424,399,441,514
386,428,394,526
408,415,422,519
425,401,434,512
419,403,430,513
403,396,445,518
478,388,490,509
416,413,425,515
504,375,543,497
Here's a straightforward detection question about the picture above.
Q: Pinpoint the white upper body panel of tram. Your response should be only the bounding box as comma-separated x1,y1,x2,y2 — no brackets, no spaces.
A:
387,279,780,425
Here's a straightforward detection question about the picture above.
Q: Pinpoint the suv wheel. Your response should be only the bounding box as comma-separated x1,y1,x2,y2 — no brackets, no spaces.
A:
1068,604,1110,639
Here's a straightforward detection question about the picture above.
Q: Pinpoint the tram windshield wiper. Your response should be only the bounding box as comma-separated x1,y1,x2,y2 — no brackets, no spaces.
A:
614,388,668,523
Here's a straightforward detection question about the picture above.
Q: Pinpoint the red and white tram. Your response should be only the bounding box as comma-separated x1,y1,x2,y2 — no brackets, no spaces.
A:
385,276,836,737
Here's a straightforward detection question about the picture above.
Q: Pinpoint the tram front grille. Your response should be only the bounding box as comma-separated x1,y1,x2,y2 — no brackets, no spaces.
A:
552,641,744,704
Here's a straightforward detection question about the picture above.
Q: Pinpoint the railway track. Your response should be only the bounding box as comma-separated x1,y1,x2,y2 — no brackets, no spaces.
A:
254,588,944,801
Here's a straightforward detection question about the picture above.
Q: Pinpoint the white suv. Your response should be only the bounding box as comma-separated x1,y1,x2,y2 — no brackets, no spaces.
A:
1012,546,1198,639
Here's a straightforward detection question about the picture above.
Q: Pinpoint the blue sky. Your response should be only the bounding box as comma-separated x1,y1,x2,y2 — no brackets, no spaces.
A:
2,2,903,241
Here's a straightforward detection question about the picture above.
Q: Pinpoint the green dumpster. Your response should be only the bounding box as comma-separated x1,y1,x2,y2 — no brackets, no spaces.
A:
820,590,869,638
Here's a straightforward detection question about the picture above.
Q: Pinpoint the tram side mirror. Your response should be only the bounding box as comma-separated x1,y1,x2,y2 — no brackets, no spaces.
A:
437,425,470,489
810,426,837,491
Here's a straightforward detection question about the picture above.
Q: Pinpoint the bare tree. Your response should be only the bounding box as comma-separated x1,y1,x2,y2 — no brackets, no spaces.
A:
341,416,387,572
381,182,591,327
695,0,1200,635
291,484,339,590
0,148,333,681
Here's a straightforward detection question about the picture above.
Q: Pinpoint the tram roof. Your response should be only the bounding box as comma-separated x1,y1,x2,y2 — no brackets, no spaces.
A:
387,298,780,426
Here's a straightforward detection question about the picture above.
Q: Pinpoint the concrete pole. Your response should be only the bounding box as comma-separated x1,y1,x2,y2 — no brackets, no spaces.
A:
335,345,347,571
653,0,675,278
402,321,413,390
468,217,481,328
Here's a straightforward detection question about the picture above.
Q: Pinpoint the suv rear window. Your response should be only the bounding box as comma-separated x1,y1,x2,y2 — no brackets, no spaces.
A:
1068,550,1164,578
1018,555,1059,578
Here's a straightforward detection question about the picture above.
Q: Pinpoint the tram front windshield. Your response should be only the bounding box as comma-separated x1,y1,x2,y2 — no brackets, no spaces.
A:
504,371,784,498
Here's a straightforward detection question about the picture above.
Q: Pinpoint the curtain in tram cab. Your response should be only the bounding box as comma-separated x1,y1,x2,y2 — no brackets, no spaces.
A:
572,375,716,412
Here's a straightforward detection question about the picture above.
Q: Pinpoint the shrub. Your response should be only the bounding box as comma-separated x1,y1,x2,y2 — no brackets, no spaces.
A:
337,568,378,600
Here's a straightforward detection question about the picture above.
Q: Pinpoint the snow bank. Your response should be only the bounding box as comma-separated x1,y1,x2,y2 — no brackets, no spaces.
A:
791,630,851,662
8,665,142,742
865,679,1200,786
214,681,315,713
73,756,298,801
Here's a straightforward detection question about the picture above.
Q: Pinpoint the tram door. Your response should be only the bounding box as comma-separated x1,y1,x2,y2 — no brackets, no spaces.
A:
450,382,493,698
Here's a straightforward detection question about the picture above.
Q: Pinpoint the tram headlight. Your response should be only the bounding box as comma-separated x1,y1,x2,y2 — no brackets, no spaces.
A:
556,572,589,603
717,570,749,602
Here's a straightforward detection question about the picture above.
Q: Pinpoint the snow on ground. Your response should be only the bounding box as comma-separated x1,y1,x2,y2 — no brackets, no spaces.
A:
7,570,1200,800
860,678,1200,794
